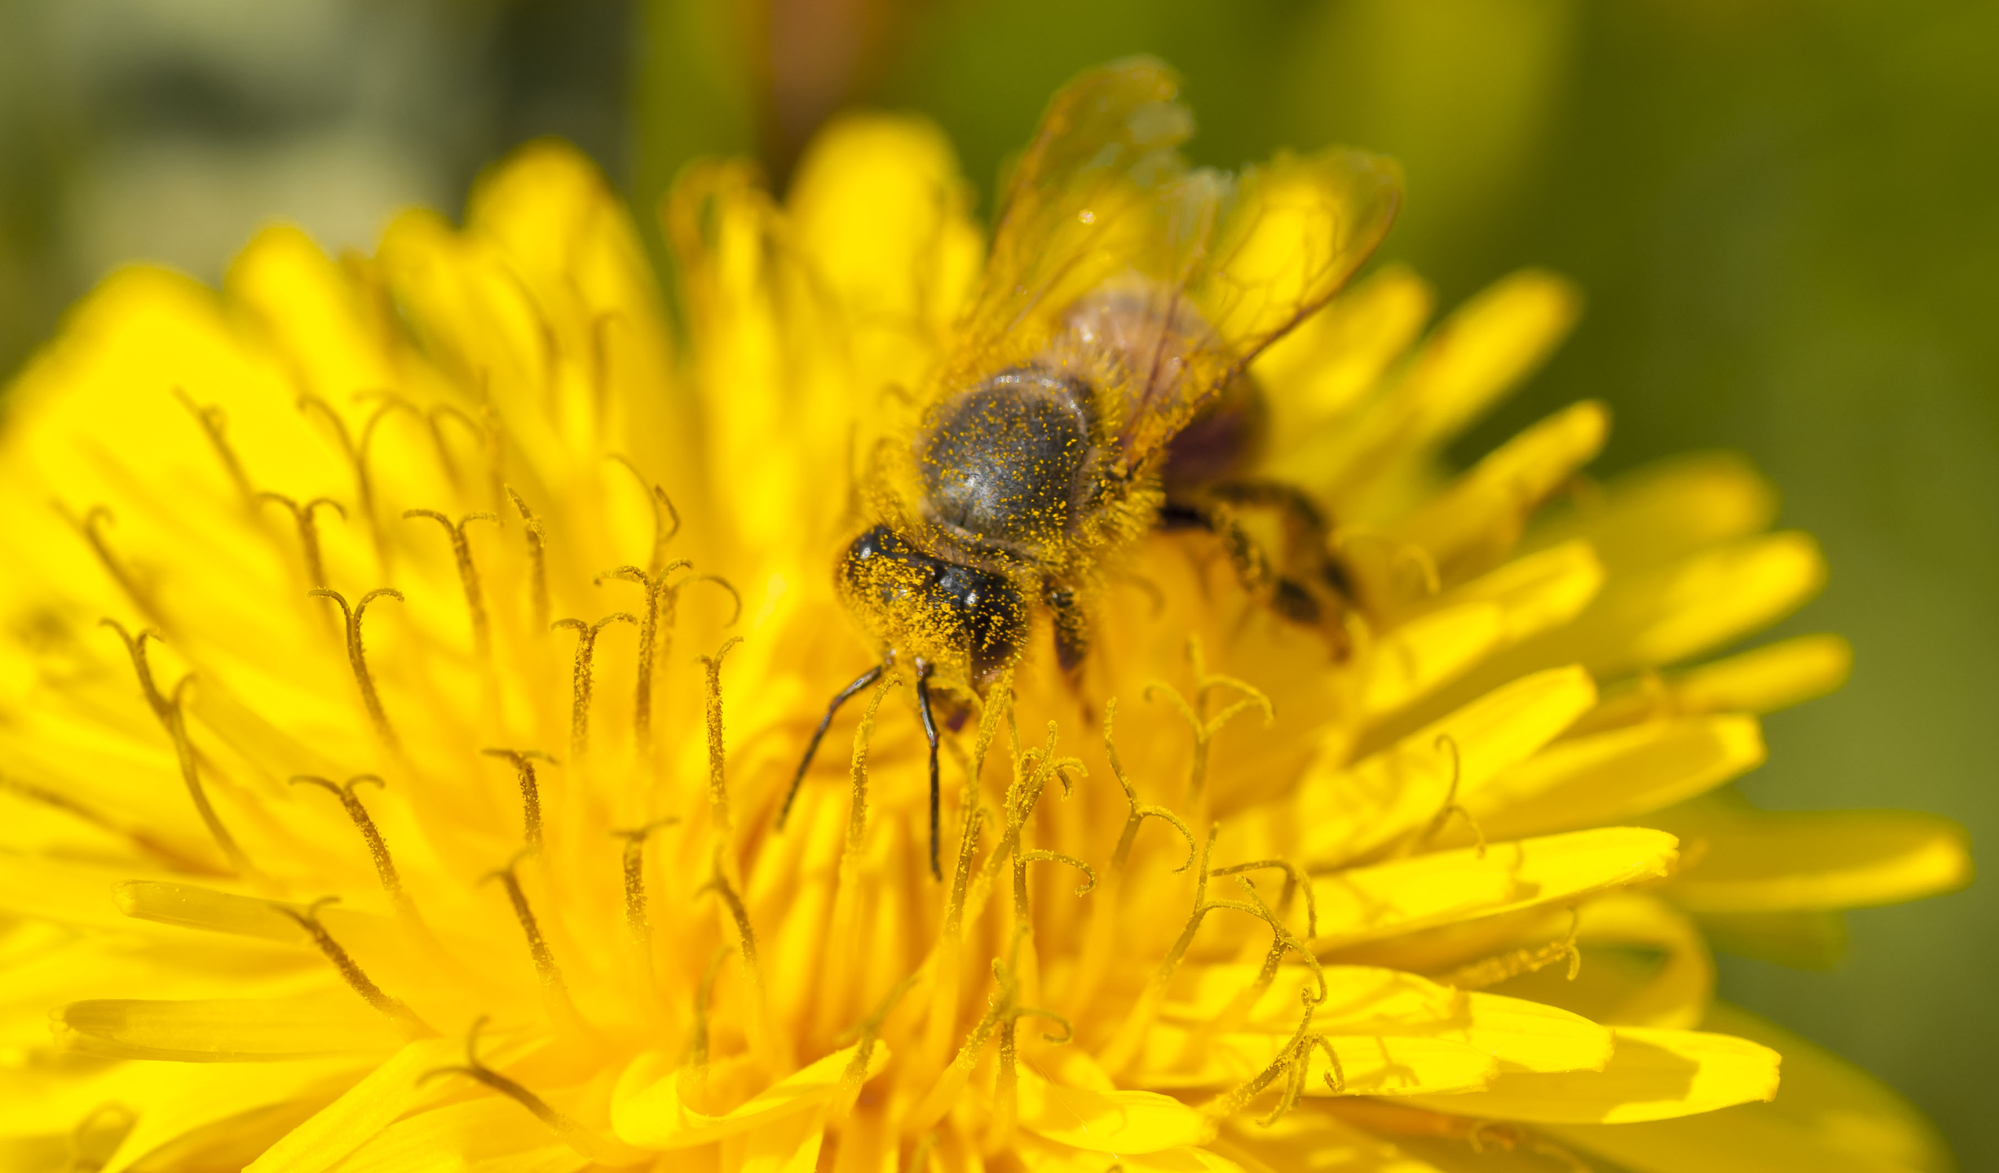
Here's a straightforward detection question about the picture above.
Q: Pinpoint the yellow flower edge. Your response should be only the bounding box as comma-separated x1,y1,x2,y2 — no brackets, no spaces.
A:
0,112,1967,1173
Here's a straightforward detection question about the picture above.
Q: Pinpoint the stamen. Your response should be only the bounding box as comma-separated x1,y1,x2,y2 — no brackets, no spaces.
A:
686,945,730,1074
983,957,1072,1152
1103,698,1197,874
598,559,692,750
697,637,743,839
965,668,1012,816
909,959,1013,1130
172,388,255,511
404,509,501,659
1412,733,1485,858
1440,907,1583,989
506,487,551,632
484,853,567,995
835,970,922,1106
419,1016,619,1161
298,393,415,563
480,749,556,851
272,897,429,1035
700,849,759,973
1069,700,1198,1018
611,817,681,945
1211,859,1319,938
65,506,164,630
1144,638,1275,799
551,615,637,758
1338,531,1443,599
609,455,681,575
846,673,900,860
1210,983,1342,1127
258,493,346,590
307,588,404,748
100,621,248,874
288,774,406,903
1018,850,1096,897
1192,876,1329,1043
1103,826,1331,1072
942,807,986,940
429,404,503,509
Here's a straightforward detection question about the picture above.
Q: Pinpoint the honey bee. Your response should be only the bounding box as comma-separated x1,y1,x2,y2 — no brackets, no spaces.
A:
777,58,1402,874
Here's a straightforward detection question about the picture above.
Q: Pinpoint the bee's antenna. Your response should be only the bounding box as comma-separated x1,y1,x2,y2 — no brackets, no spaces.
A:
777,664,886,831
913,661,942,881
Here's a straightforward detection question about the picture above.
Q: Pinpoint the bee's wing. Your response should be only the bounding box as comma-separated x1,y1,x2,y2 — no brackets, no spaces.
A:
940,57,1215,386
1114,148,1405,466
942,57,1403,469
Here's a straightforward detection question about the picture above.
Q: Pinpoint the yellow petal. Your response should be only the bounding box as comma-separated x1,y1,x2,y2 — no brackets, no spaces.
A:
1655,804,1972,912
1314,828,1680,950
1394,269,1582,449
787,113,981,333
97,1058,365,1173
1136,1023,1497,1097
1545,1003,1952,1173
1390,401,1609,583
1258,263,1433,435
246,1038,467,1173
1480,892,1713,1030
1215,1106,1446,1173
723,1106,825,1173
1442,540,1605,644
1403,1027,1778,1124
1355,544,1602,747
1359,601,1506,722
1013,1131,1248,1173
225,225,399,409
1553,532,1827,676
112,880,321,942
54,995,400,1062
609,1042,886,1148
1160,964,1606,1076
1297,666,1597,867
1017,1065,1215,1152
1465,715,1765,841
333,1097,586,1173
1452,992,1614,1075
1358,543,1604,726
1569,633,1852,738
1525,450,1776,576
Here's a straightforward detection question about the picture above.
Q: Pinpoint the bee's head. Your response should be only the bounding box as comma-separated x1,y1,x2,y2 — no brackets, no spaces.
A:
837,525,1026,691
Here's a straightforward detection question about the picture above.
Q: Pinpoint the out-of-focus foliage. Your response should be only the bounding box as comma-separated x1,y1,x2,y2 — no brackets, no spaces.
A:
0,0,633,379
1,0,1992,1164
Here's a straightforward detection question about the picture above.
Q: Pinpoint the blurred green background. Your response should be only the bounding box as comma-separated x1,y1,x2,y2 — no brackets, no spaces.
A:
1,0,1991,1163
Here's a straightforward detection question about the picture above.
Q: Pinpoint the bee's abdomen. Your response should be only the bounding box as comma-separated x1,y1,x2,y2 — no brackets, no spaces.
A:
918,367,1094,554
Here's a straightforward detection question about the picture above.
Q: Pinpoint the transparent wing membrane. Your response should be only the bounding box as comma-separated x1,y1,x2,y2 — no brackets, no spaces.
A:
941,57,1403,472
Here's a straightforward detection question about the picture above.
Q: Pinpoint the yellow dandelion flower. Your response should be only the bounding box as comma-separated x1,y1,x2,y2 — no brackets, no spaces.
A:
0,58,1968,1173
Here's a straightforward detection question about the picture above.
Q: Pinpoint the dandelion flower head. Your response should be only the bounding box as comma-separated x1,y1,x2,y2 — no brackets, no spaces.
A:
0,58,1969,1173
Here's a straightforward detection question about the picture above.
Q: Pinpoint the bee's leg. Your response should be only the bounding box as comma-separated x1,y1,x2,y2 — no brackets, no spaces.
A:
1206,479,1353,598
1163,497,1348,654
776,662,885,830
1045,583,1091,674
913,660,942,881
